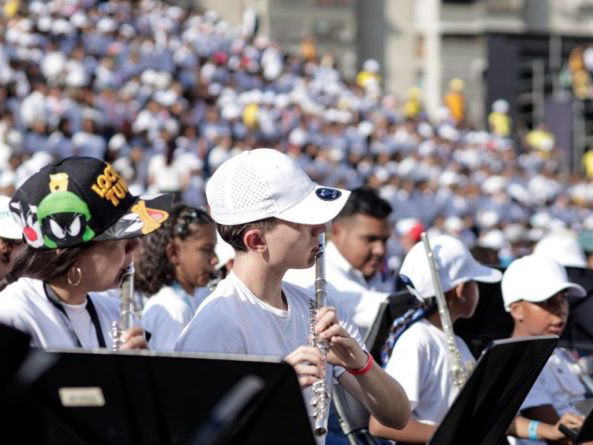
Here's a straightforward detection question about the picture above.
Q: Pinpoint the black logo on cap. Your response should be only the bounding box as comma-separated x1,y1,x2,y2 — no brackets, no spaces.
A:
316,188,342,201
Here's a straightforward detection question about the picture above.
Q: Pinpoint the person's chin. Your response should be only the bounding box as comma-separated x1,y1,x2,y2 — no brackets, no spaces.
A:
196,277,210,288
362,266,378,279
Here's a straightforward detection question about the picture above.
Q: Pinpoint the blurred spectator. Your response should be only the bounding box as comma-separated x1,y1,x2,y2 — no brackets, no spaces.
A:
443,78,466,126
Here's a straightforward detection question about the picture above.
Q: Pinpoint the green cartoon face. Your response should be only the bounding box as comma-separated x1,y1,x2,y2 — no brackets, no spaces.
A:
37,191,96,248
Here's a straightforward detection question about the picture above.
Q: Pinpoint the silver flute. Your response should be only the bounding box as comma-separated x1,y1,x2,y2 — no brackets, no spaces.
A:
421,233,467,389
308,232,331,436
111,262,137,351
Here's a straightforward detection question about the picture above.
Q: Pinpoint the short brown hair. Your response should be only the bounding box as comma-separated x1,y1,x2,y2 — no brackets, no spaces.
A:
217,217,278,252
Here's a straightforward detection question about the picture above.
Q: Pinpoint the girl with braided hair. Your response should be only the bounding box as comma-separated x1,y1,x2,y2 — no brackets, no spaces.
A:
136,203,218,350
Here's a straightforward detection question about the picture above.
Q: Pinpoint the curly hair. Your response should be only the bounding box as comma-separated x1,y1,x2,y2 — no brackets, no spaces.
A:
135,203,214,296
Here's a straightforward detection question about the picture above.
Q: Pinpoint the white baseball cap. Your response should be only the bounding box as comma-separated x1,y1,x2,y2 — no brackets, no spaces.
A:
533,230,587,268
206,149,350,225
0,196,23,240
501,254,585,311
400,234,502,301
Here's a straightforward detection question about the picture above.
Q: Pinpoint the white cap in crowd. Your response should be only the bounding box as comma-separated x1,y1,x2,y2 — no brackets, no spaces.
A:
501,254,586,311
0,196,23,240
206,149,350,225
399,234,502,301
533,229,587,268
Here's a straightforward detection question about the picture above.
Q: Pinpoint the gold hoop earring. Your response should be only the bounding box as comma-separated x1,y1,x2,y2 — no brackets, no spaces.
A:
67,266,82,287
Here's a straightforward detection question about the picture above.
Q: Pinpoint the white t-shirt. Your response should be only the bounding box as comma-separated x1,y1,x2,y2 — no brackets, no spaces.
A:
284,241,392,336
175,271,364,439
142,284,201,351
514,348,587,445
385,319,475,425
0,277,120,349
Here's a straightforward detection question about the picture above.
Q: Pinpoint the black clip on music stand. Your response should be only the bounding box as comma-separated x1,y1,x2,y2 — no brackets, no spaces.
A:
559,401,593,443
429,336,559,445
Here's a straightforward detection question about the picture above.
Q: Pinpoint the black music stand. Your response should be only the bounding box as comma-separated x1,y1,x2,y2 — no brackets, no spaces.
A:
429,336,558,445
33,349,317,445
0,322,57,444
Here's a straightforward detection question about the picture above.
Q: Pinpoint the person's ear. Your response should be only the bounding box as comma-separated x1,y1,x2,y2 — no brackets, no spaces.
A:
443,287,460,307
330,221,342,238
449,282,467,304
330,220,348,246
243,228,267,252
166,240,178,265
0,240,10,265
509,302,524,322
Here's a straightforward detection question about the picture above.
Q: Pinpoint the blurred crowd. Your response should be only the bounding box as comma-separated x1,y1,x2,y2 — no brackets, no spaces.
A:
2,0,593,274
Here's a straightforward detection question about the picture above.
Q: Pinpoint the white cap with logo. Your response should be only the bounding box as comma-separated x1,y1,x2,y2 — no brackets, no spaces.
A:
206,149,350,225
501,254,586,311
400,234,502,301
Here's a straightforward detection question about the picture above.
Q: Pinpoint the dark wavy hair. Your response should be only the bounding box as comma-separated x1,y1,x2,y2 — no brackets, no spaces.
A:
135,203,214,296
10,243,94,283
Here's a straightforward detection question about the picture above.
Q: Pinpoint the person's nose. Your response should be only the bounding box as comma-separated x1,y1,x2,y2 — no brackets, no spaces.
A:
372,240,387,258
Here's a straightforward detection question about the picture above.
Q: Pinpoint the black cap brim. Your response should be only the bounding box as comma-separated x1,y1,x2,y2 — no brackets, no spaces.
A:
94,193,173,242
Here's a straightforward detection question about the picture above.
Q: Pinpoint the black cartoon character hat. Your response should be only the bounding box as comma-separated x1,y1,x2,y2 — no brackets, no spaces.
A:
10,156,173,249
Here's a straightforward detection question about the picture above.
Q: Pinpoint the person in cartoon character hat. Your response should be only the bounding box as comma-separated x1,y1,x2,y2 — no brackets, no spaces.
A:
0,157,173,349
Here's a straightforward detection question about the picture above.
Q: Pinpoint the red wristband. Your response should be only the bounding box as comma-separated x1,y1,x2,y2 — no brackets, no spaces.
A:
347,351,373,376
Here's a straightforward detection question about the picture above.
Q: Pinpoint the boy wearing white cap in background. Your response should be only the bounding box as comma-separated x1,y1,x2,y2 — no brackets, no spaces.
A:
370,234,502,442
502,255,589,444
175,149,410,442
0,195,24,289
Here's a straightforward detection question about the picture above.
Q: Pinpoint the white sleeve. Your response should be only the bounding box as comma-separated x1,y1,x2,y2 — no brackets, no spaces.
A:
384,330,427,411
0,306,30,336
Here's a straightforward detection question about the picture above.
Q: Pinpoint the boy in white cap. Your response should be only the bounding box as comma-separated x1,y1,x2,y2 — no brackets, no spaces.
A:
502,254,589,444
370,234,502,442
175,149,410,441
0,195,24,288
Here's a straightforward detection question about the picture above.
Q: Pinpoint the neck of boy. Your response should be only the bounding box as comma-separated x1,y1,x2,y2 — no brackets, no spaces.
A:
233,255,288,310
48,280,88,306
510,325,527,338
425,303,460,330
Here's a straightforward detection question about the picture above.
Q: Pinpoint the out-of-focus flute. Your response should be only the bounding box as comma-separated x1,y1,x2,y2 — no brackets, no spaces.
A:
111,263,137,351
308,232,330,436
421,233,467,389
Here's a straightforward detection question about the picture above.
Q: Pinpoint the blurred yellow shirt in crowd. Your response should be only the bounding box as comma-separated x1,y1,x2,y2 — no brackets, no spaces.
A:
584,150,593,178
4,0,20,17
243,103,259,129
488,112,511,137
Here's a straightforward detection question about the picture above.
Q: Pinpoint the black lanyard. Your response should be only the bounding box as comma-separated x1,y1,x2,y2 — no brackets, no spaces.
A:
44,283,107,348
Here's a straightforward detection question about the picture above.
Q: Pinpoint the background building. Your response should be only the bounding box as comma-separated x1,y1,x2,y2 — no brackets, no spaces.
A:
194,0,593,172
